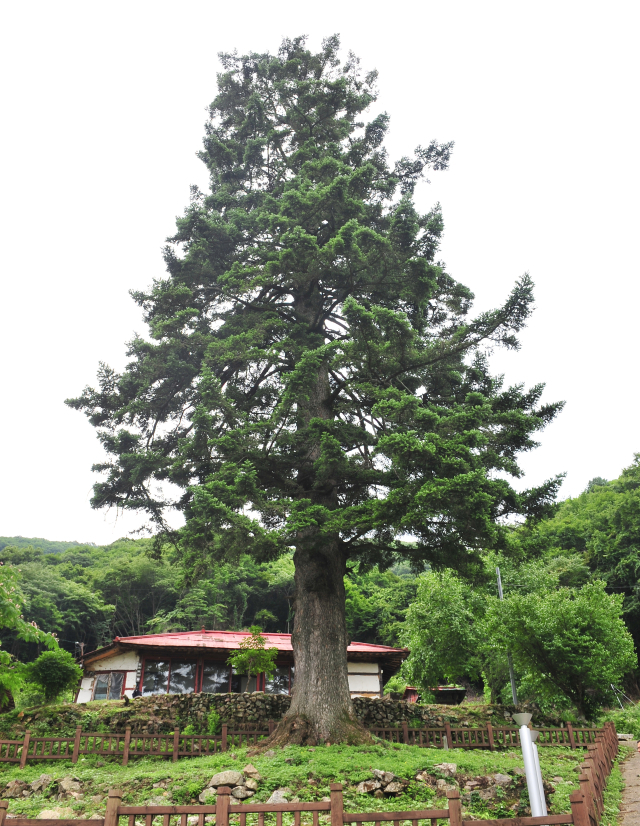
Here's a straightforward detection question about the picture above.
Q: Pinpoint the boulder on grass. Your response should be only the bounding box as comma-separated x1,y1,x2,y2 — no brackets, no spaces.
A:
372,770,395,785
208,771,244,788
356,781,381,794
5,781,29,799
267,788,293,804
231,788,255,800
434,763,457,778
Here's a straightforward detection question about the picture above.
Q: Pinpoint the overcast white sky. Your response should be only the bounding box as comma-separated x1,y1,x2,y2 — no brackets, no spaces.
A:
1,0,638,545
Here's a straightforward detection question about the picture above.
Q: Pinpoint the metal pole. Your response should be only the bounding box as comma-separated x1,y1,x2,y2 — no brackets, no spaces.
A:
496,567,518,706
531,737,547,816
519,725,544,817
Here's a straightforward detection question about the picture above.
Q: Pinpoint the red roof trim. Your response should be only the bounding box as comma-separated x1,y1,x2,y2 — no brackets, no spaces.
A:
108,629,405,654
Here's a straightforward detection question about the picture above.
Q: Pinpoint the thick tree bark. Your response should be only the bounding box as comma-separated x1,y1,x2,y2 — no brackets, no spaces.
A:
272,538,369,744
267,325,370,745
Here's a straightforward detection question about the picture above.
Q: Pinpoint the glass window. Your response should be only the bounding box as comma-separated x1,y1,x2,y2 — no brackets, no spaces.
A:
93,672,124,701
93,674,110,701
142,661,170,695
202,663,230,693
265,666,290,695
169,662,196,694
109,672,124,699
230,670,241,693
239,674,257,693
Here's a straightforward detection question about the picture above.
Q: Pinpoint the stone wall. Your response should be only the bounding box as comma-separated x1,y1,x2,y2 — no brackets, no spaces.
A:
85,693,471,734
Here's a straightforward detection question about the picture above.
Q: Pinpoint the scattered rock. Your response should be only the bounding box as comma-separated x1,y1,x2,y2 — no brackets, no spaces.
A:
434,763,457,778
243,764,262,780
373,790,384,799
58,777,82,797
208,771,244,788
267,788,293,804
373,770,395,784
198,790,216,804
30,775,52,794
244,778,259,792
38,809,74,819
512,768,526,776
231,788,255,800
493,774,512,787
552,776,564,784
356,781,381,794
90,795,104,805
384,782,405,795
5,781,29,799
263,750,276,759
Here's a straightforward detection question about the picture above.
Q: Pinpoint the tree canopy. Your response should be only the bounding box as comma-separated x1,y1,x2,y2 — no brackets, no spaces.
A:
67,35,562,741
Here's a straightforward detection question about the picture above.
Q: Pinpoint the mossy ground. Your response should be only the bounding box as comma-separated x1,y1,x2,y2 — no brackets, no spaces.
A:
0,741,594,822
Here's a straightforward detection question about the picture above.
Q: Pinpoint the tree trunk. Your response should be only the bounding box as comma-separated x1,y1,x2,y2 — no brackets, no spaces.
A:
268,537,370,745
267,337,370,745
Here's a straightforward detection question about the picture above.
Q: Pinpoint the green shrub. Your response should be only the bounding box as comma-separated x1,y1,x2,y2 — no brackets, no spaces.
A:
24,650,83,703
207,709,221,735
600,702,640,738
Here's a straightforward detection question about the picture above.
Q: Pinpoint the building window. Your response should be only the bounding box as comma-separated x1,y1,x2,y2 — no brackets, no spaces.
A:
141,660,198,695
140,658,294,695
202,663,231,693
265,665,291,695
169,662,197,694
93,672,125,700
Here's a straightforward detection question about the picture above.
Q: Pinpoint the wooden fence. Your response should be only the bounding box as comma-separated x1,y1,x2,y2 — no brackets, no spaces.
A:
370,722,601,750
0,724,620,826
0,720,610,769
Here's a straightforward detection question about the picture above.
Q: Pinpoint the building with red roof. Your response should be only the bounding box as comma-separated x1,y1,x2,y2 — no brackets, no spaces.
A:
77,629,408,703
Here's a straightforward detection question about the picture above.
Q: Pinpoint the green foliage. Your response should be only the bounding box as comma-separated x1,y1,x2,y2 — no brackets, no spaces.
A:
24,649,83,703
227,626,277,689
483,580,637,718
600,702,640,739
206,709,221,735
512,453,640,652
403,569,486,690
67,34,561,589
0,563,58,704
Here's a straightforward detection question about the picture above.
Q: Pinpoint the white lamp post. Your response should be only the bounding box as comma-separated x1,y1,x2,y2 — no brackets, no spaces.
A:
513,713,544,817
530,730,547,817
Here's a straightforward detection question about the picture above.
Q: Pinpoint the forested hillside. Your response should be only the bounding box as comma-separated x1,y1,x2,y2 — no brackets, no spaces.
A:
0,539,414,663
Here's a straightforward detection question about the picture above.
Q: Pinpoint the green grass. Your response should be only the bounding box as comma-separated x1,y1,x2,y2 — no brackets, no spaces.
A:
0,742,591,821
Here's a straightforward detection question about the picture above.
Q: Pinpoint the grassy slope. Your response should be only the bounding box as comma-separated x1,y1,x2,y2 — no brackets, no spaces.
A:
0,741,603,822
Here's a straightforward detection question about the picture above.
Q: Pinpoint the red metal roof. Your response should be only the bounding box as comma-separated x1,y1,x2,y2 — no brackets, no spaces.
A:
112,629,404,655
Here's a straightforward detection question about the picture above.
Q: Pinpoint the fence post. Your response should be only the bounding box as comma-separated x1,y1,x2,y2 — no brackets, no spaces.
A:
221,724,228,752
104,789,122,826
567,723,576,749
486,722,495,751
268,720,275,735
19,731,30,770
0,800,8,826
72,727,82,764
215,787,231,826
444,722,453,749
172,728,180,763
402,721,409,745
570,792,590,826
447,790,462,826
122,727,132,767
330,783,344,826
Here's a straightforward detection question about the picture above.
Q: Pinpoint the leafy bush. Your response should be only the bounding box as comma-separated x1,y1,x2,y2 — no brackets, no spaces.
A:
24,649,82,702
207,709,221,735
600,702,640,738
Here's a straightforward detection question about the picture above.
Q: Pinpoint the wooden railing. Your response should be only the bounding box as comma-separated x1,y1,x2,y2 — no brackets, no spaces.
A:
0,725,620,826
0,722,277,768
0,719,612,768
370,721,602,749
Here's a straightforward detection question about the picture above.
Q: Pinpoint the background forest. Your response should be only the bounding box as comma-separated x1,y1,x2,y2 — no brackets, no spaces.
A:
1,453,639,714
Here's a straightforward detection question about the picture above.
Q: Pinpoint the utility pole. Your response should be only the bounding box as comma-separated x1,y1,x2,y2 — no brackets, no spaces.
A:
496,567,518,706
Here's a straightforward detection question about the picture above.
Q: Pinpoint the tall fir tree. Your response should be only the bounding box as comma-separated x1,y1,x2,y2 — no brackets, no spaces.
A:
68,35,562,743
